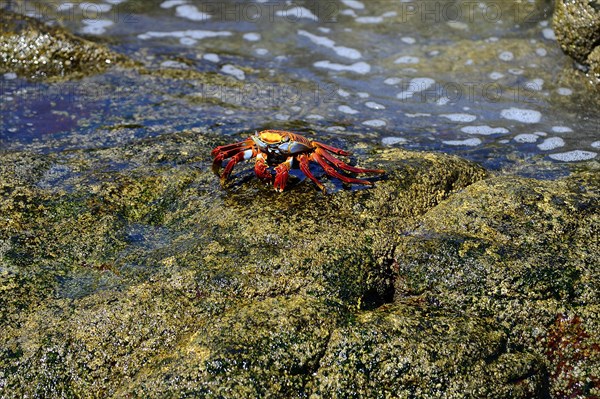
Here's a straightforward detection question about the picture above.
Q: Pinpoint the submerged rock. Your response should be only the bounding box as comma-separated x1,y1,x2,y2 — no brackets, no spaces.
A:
0,131,598,397
0,10,128,80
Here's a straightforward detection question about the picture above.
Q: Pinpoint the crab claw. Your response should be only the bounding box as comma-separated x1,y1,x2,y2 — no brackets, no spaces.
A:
273,157,294,192
274,165,289,192
254,153,272,182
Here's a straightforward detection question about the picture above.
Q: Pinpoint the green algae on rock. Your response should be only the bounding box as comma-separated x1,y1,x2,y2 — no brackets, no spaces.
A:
0,10,127,80
0,131,486,397
553,0,600,80
393,171,600,397
308,303,546,398
0,130,598,397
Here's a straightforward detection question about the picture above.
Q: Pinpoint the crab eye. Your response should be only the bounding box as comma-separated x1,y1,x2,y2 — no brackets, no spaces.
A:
282,136,290,142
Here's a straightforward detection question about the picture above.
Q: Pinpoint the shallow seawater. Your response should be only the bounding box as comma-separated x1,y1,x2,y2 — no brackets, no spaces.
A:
1,0,599,174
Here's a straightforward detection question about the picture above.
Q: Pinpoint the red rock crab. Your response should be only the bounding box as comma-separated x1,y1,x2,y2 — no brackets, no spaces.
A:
211,130,385,192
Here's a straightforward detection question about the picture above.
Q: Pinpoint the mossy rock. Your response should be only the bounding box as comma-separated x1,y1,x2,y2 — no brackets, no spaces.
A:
553,0,600,79
308,302,546,399
393,172,600,397
0,10,128,80
0,130,597,397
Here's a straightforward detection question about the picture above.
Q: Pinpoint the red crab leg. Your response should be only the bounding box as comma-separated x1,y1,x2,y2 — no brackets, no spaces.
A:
316,148,385,174
212,146,253,175
273,157,294,192
211,138,253,158
254,152,272,181
312,152,373,186
298,154,326,192
313,141,352,156
221,149,255,181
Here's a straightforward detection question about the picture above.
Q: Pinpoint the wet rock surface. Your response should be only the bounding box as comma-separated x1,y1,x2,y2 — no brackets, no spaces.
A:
1,130,598,397
553,0,600,80
0,10,128,80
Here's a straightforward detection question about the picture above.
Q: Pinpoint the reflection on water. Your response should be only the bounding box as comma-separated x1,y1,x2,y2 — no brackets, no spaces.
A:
1,0,599,171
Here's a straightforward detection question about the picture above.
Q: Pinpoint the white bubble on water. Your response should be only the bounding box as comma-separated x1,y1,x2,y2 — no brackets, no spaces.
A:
396,77,435,99
500,108,542,123
298,30,362,60
542,28,556,40
356,16,384,24
203,53,220,62
513,134,539,143
363,119,387,127
551,126,573,133
80,2,112,12
160,60,188,69
313,61,371,74
394,56,419,64
461,125,509,135
243,33,261,42
382,136,406,145
81,19,113,35
275,6,319,21
525,78,544,91
221,64,245,80
499,51,514,61
340,9,357,17
365,101,385,110
175,4,211,21
341,0,364,9
160,0,186,8
57,2,75,12
443,138,482,146
537,137,565,151
384,77,402,85
138,30,232,42
440,113,477,123
549,150,597,162
557,88,573,96
339,105,359,114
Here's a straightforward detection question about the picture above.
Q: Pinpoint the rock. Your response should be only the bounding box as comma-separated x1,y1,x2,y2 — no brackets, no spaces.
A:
589,46,600,79
553,0,600,79
308,303,546,398
0,131,598,397
0,10,128,80
393,172,600,397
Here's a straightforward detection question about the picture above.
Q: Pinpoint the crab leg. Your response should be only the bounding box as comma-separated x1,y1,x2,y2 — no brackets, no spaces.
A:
313,141,352,156
210,138,253,157
312,152,374,186
221,149,255,181
273,157,294,192
212,146,253,175
298,154,326,192
316,148,385,174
